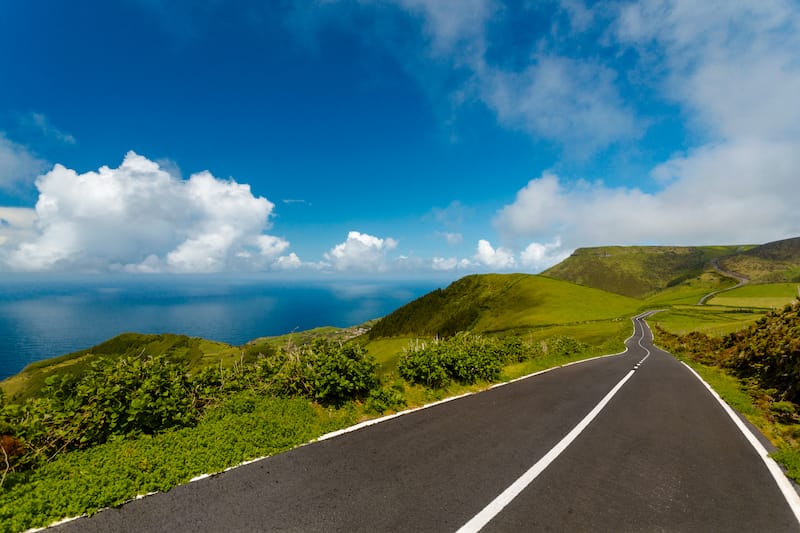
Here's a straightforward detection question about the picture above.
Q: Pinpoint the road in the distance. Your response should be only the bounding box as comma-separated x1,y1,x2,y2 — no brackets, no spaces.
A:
54,316,800,532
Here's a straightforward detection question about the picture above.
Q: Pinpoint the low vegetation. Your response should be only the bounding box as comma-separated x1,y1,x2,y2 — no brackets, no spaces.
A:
0,324,600,531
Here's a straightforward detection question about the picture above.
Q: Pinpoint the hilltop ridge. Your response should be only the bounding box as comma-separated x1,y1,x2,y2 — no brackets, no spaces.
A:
542,237,800,298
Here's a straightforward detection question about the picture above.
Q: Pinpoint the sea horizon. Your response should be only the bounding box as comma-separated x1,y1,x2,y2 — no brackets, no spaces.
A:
0,274,449,381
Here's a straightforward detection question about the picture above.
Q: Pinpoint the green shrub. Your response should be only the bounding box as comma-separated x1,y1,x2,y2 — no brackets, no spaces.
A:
398,333,531,388
365,387,406,414
545,335,588,357
271,340,379,406
2,354,196,472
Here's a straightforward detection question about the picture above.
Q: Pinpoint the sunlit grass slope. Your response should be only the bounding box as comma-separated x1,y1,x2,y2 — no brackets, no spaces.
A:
649,282,800,338
649,306,765,337
708,283,800,309
2,334,239,400
368,273,640,339
542,245,743,298
718,236,800,283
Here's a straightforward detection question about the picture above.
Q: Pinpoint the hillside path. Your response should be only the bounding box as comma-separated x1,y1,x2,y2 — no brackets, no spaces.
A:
54,315,799,532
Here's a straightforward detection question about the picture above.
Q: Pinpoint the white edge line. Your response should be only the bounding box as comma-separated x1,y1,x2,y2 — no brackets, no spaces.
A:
681,361,800,525
456,369,637,533
35,316,645,532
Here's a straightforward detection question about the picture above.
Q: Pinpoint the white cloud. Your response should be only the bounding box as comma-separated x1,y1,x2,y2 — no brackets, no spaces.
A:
431,256,472,271
324,231,399,272
3,152,292,273
0,207,37,250
614,0,800,143
0,134,47,191
274,252,303,270
474,239,515,269
481,56,639,153
495,143,800,250
520,238,571,271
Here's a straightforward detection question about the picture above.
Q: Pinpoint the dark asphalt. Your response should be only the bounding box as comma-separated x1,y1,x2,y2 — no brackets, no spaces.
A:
53,316,800,532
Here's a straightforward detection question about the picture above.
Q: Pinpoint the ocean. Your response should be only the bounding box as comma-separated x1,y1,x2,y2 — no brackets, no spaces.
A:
0,275,444,381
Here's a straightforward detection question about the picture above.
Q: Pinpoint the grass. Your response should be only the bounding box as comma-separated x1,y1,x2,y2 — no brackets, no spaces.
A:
1,334,242,401
364,337,417,378
641,272,736,307
707,282,799,309
0,393,359,532
369,273,640,340
648,283,800,337
542,245,742,298
472,276,639,333
719,255,800,284
649,306,764,337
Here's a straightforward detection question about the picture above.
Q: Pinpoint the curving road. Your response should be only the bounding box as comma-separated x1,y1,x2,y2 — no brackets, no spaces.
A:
55,315,800,532
698,259,750,305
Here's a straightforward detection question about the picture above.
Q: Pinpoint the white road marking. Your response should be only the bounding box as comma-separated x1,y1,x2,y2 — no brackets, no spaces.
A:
457,317,652,533
456,367,640,533
682,362,800,526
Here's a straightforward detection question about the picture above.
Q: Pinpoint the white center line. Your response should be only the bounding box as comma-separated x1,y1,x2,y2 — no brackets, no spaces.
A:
456,365,640,533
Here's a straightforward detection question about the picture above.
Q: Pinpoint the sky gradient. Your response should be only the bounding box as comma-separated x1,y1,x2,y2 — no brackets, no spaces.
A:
1,0,798,277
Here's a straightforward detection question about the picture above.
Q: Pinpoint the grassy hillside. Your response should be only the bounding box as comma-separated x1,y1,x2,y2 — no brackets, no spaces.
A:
2,334,240,401
368,273,640,339
718,237,800,283
541,245,742,298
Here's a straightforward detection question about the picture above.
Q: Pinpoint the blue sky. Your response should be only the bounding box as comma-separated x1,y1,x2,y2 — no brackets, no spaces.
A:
1,0,798,277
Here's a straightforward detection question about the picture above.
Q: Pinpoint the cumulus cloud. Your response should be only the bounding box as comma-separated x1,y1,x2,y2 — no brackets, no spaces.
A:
431,256,472,271
0,134,47,191
3,152,292,273
520,238,570,271
324,231,399,272
0,207,37,250
495,144,800,253
274,252,303,270
474,239,515,269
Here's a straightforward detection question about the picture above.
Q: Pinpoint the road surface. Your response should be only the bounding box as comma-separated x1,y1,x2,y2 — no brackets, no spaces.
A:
54,315,800,532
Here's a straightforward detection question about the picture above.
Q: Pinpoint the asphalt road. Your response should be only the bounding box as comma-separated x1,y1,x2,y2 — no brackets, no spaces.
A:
54,315,800,532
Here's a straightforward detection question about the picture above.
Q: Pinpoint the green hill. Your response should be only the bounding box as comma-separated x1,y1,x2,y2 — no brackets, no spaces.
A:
542,238,800,298
541,245,742,298
2,333,240,401
718,237,800,283
368,273,639,339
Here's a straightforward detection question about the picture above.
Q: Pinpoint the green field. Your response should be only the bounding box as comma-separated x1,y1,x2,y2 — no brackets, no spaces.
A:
649,306,764,336
543,245,742,298
707,283,799,308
